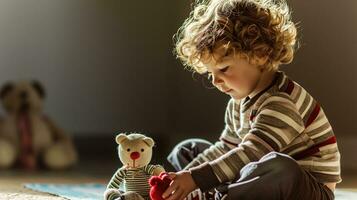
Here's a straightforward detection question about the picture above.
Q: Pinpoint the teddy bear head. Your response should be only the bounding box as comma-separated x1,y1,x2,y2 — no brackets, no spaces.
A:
0,80,45,114
116,133,155,169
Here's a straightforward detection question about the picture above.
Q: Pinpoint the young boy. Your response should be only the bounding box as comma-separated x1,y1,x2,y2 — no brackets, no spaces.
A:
163,0,341,199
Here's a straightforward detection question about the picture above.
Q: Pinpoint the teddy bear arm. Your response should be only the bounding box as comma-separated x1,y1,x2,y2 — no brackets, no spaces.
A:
143,164,164,176
41,116,78,169
106,168,126,191
151,165,166,176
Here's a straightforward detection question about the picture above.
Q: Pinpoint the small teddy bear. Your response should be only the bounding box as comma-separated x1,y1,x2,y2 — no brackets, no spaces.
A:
104,133,165,200
149,172,172,200
149,172,211,200
0,80,77,170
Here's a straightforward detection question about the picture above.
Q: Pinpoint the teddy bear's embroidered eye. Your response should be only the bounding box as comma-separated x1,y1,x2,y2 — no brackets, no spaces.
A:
141,148,144,152
127,148,130,152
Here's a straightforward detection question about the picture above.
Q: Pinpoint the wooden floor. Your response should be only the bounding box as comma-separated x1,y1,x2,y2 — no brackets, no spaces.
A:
0,160,112,200
0,164,356,200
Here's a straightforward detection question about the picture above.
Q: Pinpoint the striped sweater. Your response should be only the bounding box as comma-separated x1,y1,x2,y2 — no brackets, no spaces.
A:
106,164,162,199
187,71,341,191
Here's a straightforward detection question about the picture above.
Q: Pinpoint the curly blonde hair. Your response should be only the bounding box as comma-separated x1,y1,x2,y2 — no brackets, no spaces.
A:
174,0,298,73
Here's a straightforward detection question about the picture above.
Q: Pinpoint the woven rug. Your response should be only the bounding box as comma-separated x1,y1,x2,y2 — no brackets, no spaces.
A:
24,183,105,200
24,183,357,200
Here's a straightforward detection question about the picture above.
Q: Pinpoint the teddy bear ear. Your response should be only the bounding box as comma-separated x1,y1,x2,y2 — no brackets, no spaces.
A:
31,80,46,99
143,137,154,147
0,82,14,99
115,134,127,145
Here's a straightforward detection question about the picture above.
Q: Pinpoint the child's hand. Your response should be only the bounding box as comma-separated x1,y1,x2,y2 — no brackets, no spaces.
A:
162,171,197,200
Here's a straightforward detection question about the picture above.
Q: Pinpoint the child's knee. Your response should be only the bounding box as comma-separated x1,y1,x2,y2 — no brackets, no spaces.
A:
177,138,212,149
167,138,212,171
169,139,207,157
262,152,302,178
239,152,302,180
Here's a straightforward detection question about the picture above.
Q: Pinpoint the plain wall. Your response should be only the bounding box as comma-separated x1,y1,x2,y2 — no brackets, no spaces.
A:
0,0,175,135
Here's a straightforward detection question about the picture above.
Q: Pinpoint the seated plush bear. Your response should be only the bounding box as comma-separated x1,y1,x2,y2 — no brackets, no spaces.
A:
104,133,165,200
0,80,77,170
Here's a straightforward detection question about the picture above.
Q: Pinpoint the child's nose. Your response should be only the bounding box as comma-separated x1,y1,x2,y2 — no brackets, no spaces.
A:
130,152,140,160
212,74,224,86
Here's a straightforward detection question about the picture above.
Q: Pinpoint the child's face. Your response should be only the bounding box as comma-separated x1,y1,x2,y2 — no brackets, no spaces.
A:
202,48,265,101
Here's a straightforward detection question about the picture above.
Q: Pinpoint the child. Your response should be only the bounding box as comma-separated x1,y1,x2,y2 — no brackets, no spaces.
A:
163,0,341,199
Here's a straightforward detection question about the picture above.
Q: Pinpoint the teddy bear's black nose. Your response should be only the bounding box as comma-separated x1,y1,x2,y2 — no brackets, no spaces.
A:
19,91,28,100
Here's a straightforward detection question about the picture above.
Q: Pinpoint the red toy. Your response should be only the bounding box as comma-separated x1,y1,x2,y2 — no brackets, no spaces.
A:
149,172,172,200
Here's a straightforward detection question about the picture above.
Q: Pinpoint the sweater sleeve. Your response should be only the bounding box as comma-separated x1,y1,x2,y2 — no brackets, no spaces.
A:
184,98,241,170
190,94,305,191
144,164,164,174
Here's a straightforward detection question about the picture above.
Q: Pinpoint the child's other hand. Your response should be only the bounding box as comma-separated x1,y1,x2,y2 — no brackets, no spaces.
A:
162,171,197,200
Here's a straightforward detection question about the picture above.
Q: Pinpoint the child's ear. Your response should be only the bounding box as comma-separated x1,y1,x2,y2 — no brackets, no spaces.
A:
143,137,154,147
115,134,127,145
251,55,268,67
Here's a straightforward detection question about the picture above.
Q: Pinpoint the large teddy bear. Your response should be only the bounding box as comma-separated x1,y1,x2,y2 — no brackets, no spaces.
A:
105,133,165,200
0,80,77,170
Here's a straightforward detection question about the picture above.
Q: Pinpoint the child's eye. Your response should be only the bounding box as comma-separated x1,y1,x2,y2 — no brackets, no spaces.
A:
127,148,130,152
220,66,229,73
141,148,144,152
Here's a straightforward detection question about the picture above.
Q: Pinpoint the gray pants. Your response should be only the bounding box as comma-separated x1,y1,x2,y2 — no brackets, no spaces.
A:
167,139,335,200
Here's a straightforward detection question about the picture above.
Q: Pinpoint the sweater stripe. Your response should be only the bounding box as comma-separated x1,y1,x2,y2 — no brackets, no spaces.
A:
284,79,295,94
305,103,321,127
